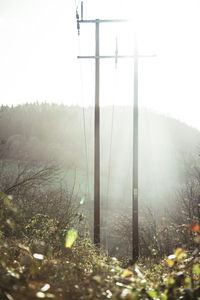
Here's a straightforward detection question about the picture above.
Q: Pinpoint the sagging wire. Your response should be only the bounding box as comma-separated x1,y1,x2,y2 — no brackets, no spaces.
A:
74,0,91,202
74,0,81,10
104,37,119,250
77,33,91,204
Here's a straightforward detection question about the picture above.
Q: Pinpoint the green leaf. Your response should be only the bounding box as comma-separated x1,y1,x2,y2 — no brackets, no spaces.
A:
160,294,167,300
147,290,157,299
184,277,191,287
65,228,78,248
0,193,11,207
168,278,175,285
193,263,200,275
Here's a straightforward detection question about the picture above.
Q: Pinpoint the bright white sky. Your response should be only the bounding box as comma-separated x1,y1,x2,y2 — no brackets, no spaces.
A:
0,0,200,129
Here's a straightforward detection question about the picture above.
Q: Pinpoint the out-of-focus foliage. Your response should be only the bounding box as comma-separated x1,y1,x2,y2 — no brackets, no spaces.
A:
0,193,23,238
109,157,200,260
65,228,78,248
1,158,200,298
1,193,200,299
1,103,200,298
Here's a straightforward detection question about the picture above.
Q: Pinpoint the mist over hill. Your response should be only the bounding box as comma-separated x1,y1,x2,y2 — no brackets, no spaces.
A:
0,103,200,216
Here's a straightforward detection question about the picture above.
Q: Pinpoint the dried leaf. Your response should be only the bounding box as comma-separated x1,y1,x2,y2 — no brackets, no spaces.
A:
41,283,50,292
166,259,174,268
36,292,45,298
174,248,185,260
33,253,44,260
122,269,133,278
93,275,101,284
189,222,200,233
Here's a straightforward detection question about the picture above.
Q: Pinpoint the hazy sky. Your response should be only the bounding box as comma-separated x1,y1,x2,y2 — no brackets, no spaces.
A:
0,0,200,129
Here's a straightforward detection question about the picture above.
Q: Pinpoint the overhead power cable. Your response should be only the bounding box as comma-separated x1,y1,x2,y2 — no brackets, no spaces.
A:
104,48,119,250
74,0,90,199
104,104,115,250
77,36,90,200
74,0,81,10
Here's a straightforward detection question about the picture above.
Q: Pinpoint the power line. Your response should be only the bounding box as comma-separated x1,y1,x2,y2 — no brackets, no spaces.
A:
74,0,81,10
104,104,115,250
77,37,90,200
76,3,155,259
104,58,119,250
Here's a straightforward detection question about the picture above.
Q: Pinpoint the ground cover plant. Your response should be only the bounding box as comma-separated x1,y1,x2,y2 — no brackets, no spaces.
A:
1,191,200,299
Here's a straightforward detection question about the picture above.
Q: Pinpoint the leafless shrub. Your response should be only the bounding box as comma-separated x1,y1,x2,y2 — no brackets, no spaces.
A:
0,160,80,228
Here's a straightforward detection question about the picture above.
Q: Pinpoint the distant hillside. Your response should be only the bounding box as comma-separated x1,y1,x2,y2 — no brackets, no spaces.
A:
0,103,200,212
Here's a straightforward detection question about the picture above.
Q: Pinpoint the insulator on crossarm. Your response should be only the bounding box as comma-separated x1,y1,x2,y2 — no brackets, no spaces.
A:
77,23,80,35
76,9,79,21
76,9,80,35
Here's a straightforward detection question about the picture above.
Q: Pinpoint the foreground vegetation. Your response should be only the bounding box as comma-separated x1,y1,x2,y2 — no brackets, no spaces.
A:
1,192,200,300
1,103,200,298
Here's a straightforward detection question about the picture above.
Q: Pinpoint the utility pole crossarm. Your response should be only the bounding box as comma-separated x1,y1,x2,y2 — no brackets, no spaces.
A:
78,19,128,23
78,55,156,59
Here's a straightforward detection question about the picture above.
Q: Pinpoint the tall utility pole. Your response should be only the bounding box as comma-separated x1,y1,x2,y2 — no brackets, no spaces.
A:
77,17,128,246
77,6,155,260
94,20,100,245
132,42,139,262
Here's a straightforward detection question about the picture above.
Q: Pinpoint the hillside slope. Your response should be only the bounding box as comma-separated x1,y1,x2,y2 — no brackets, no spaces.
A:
0,103,200,213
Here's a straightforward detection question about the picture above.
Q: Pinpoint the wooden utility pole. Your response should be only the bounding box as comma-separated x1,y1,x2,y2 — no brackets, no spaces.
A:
132,42,139,262
77,17,128,246
77,8,155,260
94,20,100,245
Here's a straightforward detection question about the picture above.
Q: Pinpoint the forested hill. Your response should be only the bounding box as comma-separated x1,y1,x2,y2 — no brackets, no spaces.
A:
0,103,85,164
0,103,200,209
0,102,199,162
